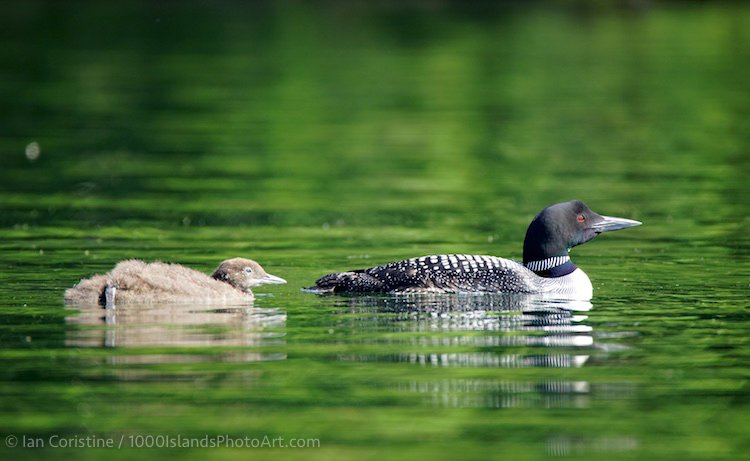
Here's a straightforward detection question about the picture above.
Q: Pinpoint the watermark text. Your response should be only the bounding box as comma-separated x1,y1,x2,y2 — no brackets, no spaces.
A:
4,434,320,449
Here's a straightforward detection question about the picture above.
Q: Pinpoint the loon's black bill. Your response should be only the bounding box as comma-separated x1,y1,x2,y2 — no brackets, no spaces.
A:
258,274,287,285
591,215,642,233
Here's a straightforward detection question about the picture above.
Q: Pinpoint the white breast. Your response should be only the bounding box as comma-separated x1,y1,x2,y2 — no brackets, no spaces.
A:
539,268,593,301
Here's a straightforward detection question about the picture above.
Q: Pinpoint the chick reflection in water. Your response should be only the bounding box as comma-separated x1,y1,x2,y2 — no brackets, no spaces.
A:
65,257,286,307
66,303,286,354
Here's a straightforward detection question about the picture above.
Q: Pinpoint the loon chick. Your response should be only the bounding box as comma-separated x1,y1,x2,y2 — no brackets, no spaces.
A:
65,258,286,307
307,201,641,300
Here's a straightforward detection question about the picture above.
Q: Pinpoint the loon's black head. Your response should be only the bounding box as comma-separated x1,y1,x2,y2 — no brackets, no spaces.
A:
522,200,641,264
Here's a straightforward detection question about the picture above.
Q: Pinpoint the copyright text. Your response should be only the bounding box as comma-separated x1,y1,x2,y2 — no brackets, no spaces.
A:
4,434,320,449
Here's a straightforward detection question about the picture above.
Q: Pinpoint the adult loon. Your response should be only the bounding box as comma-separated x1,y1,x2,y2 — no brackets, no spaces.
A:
65,258,286,307
307,201,641,300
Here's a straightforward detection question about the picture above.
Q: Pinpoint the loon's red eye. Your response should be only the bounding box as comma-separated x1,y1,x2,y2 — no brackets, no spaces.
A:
577,215,585,223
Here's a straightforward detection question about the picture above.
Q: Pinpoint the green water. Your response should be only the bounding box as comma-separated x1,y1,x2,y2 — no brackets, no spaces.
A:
1,1,749,459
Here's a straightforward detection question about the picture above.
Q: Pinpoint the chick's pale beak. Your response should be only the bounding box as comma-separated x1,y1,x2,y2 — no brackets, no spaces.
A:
257,273,287,285
590,215,642,233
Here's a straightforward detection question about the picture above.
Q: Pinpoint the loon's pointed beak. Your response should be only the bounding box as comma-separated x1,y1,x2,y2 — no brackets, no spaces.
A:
256,273,287,285
590,215,642,234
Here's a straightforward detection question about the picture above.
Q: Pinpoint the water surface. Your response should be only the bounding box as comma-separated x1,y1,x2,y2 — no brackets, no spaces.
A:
1,1,749,460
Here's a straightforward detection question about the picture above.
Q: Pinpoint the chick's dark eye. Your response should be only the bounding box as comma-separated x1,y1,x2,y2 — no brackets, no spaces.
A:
577,215,586,223
243,267,253,273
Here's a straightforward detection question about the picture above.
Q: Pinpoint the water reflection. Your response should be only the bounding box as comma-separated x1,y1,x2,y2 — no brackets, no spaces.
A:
331,293,595,363
400,379,637,409
547,435,639,457
65,303,286,364
402,379,591,409
335,292,594,314
327,293,632,409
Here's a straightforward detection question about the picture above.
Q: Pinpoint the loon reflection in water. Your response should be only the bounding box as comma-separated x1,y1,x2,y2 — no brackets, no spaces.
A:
328,293,635,409
308,201,641,300
327,293,610,368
